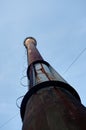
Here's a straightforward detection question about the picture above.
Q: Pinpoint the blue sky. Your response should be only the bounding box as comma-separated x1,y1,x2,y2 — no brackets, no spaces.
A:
0,0,86,130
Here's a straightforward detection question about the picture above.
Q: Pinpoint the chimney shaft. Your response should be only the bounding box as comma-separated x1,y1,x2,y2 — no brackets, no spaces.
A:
24,37,43,65
21,37,86,130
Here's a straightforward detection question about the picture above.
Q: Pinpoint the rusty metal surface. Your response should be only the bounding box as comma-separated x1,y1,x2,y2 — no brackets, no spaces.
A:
22,87,86,130
24,37,43,65
24,37,71,90
21,37,86,130
28,63,68,89
20,80,81,120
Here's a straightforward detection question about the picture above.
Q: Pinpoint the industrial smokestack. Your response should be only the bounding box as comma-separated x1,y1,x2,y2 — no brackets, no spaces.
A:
20,37,86,130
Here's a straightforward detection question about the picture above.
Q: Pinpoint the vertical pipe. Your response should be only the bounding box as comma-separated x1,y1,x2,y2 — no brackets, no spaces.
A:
21,37,86,130
24,37,43,65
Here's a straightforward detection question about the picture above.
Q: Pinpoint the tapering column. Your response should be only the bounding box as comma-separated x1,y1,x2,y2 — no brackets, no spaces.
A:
24,37,43,65
20,37,86,130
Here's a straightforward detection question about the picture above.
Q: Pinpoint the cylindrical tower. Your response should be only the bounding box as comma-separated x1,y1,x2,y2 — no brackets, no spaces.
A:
20,37,86,130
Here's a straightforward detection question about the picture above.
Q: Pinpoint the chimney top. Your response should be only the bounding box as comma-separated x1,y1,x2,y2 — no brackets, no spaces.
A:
24,37,37,48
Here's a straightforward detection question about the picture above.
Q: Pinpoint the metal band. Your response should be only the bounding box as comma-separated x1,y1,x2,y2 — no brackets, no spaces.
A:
20,80,81,121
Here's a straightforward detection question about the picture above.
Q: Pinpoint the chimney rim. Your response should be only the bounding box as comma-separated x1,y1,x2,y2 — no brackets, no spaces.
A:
24,37,37,47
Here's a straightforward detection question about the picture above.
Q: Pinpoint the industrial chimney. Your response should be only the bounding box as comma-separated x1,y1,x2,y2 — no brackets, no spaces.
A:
20,37,86,130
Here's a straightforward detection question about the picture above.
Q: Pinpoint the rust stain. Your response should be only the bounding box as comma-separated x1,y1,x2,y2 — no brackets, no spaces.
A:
53,87,86,129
